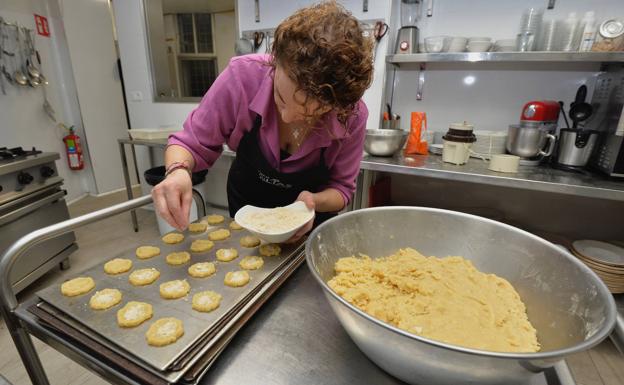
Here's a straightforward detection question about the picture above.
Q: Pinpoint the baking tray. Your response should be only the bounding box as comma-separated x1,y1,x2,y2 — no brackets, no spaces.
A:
37,217,304,373
29,251,306,384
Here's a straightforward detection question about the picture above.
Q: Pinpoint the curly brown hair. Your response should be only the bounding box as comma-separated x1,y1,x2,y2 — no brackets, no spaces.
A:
270,1,374,125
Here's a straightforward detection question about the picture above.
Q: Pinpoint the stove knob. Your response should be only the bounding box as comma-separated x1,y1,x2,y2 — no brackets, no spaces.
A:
17,172,34,185
40,166,55,178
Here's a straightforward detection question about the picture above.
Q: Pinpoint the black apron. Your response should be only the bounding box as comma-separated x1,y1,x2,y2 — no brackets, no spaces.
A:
227,116,336,227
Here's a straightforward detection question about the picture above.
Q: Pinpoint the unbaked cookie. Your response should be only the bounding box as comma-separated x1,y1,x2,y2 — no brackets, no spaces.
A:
129,268,160,286
192,291,222,312
146,318,184,347
117,301,153,327
166,251,191,265
104,258,133,275
162,232,184,244
61,277,95,297
190,239,214,253
216,248,238,262
188,262,216,278
89,288,122,310
239,256,264,270
259,244,281,257
229,221,243,230
136,246,160,260
208,228,230,241
160,279,190,299
188,221,207,233
206,214,225,225
240,235,261,248
224,271,250,287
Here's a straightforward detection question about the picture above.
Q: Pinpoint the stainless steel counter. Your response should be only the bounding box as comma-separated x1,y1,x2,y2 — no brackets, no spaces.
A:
15,263,575,385
360,154,624,202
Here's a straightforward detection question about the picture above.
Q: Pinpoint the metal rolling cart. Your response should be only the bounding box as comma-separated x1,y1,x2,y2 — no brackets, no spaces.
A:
1,195,580,385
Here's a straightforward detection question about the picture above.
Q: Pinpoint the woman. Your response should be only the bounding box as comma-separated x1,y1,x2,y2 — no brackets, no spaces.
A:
152,1,373,242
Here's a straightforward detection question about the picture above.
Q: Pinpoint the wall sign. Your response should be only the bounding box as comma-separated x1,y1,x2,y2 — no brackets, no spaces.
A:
34,14,50,37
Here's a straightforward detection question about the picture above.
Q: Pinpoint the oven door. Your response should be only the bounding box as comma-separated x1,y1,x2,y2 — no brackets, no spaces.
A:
0,184,76,292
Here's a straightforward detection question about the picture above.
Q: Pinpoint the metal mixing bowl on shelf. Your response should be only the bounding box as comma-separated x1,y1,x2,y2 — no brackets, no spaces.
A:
305,207,616,385
364,129,408,157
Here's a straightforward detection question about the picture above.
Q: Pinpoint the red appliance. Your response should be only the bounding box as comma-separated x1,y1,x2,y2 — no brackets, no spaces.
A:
520,100,560,130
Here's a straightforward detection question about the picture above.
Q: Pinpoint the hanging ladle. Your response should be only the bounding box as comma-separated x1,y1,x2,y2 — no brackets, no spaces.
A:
12,26,29,86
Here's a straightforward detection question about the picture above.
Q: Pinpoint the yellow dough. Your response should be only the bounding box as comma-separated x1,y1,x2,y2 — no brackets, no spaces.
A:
229,221,243,230
206,214,225,225
240,235,261,248
136,246,160,260
160,279,191,299
190,239,214,253
188,221,208,233
239,256,264,270
259,244,281,257
192,290,222,312
89,288,122,310
166,251,191,265
224,271,250,287
104,258,133,275
129,268,160,286
61,277,95,297
146,318,184,347
188,262,216,278
162,232,184,244
117,301,153,327
328,248,540,353
208,228,231,241
216,248,238,262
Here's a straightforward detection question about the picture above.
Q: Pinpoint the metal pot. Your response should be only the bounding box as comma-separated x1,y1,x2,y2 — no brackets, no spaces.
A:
506,124,557,158
364,129,408,157
556,129,600,167
306,207,616,385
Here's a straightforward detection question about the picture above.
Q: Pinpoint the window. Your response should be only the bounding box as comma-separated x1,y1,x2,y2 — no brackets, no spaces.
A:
176,13,217,98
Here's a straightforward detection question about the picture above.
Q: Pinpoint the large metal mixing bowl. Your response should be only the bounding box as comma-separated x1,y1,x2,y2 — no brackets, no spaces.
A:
305,207,616,385
364,129,408,157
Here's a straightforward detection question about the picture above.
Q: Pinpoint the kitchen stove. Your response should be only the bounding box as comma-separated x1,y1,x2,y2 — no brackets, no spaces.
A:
0,146,76,293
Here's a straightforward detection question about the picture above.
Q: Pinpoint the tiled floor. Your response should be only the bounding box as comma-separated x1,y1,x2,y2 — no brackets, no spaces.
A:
0,191,622,385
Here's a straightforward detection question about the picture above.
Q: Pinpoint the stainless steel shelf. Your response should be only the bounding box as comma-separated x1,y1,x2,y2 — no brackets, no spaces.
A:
360,154,624,202
387,51,624,64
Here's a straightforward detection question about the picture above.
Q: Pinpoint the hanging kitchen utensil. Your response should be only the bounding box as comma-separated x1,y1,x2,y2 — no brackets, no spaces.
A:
253,31,265,52
24,28,42,82
558,101,570,129
372,21,389,59
569,85,593,128
11,25,28,86
35,50,48,85
41,81,56,122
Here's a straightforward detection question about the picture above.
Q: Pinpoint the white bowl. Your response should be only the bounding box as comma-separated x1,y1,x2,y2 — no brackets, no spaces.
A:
234,201,315,243
424,36,451,53
467,41,492,52
448,37,468,52
468,37,492,42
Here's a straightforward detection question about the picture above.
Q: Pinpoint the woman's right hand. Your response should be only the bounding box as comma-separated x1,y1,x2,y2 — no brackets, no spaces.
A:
151,169,193,230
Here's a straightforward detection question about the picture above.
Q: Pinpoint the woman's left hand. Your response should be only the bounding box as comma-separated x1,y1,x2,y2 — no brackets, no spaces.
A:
284,191,315,244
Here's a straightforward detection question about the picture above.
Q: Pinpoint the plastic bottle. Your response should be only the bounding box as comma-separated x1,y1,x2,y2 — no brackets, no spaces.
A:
579,11,597,51
562,12,581,51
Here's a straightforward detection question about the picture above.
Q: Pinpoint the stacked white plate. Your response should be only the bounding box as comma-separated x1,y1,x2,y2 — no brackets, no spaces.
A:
571,240,624,294
470,130,507,159
428,143,443,155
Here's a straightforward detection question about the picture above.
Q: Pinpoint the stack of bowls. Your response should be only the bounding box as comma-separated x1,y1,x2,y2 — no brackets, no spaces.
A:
471,130,508,159
448,37,468,52
424,36,451,53
467,37,492,52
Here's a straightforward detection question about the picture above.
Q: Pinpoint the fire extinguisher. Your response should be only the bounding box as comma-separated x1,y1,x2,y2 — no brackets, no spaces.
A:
62,125,84,170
